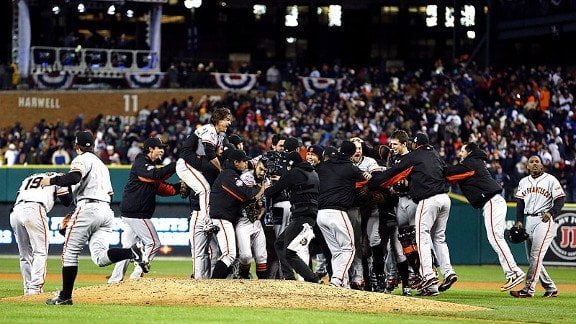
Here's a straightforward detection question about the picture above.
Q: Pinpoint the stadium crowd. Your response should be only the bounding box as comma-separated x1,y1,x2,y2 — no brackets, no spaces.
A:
2,63,576,202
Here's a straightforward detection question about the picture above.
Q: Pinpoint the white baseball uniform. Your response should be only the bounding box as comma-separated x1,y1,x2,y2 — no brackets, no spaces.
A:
236,170,267,268
177,123,224,279
62,152,116,268
348,156,382,285
10,172,69,295
515,172,565,295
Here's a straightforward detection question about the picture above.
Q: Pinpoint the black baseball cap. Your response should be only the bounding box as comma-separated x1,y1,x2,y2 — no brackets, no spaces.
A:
339,140,357,157
228,134,245,146
144,137,166,151
75,131,94,148
323,146,338,159
227,149,249,162
284,137,300,152
413,133,429,146
307,145,324,158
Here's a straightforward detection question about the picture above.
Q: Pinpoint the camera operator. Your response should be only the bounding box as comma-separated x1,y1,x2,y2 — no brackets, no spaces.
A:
264,136,299,236
265,151,321,283
260,134,286,279
210,150,268,279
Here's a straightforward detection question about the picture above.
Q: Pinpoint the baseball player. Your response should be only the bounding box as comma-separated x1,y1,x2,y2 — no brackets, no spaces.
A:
511,155,565,298
369,133,456,296
210,150,268,279
236,159,269,279
10,172,72,295
445,142,525,292
41,131,148,305
177,107,231,279
108,137,180,283
316,141,370,288
349,137,383,290
387,130,420,296
266,151,321,283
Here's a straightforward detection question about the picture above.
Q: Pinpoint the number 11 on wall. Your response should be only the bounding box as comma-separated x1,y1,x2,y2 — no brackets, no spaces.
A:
123,94,139,113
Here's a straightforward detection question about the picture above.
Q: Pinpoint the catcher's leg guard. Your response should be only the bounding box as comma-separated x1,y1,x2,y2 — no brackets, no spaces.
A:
398,226,420,276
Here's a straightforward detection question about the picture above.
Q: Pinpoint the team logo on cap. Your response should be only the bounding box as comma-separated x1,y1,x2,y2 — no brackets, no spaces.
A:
549,212,576,261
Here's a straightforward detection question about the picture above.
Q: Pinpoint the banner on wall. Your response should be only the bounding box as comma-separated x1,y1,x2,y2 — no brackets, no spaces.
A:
31,71,75,89
545,210,576,266
125,72,165,88
299,76,343,93
212,72,257,91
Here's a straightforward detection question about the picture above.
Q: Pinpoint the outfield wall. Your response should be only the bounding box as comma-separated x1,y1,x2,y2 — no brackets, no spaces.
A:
1,166,574,266
0,89,225,130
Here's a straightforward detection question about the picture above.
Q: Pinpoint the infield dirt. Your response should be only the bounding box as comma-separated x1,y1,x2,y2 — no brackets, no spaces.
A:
4,278,489,313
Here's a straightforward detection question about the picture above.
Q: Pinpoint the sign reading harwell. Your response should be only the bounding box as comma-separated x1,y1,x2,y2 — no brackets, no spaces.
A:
545,210,576,266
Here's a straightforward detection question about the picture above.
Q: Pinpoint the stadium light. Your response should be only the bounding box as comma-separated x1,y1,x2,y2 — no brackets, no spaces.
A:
184,0,202,9
52,6,60,15
328,5,342,27
126,9,134,18
286,37,296,44
77,3,85,13
285,6,298,27
426,5,438,27
253,4,266,18
466,30,476,39
107,5,116,15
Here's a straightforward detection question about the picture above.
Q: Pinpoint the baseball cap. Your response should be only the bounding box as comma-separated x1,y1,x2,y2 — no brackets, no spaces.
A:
323,146,338,159
340,140,357,157
143,137,166,151
286,151,303,164
413,133,429,146
307,145,324,158
75,131,94,148
227,149,249,162
228,134,245,146
284,137,300,152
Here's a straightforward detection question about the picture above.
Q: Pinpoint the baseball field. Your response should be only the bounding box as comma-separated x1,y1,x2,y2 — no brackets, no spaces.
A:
0,257,574,323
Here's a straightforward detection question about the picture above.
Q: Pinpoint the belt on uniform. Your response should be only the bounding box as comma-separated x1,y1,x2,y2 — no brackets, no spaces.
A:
525,213,543,217
16,200,46,210
78,198,108,204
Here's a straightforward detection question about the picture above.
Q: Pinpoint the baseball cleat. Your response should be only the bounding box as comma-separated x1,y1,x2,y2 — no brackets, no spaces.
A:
438,273,458,292
510,289,533,298
500,272,526,292
418,277,439,290
402,288,412,296
385,277,399,292
417,287,439,297
131,243,150,273
350,281,365,291
543,290,559,298
46,292,73,305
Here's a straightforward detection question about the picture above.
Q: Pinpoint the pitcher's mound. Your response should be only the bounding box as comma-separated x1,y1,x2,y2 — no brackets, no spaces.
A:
8,278,488,313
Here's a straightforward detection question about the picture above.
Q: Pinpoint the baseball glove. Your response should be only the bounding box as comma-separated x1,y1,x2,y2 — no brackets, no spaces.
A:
180,179,190,199
59,212,73,236
245,201,264,223
505,226,528,244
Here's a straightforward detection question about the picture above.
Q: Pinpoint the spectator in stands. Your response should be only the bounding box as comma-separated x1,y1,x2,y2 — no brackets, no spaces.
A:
51,141,71,165
126,141,142,164
4,143,19,166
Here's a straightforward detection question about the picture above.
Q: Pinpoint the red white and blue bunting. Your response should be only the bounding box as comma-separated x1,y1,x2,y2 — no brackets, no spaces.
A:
125,73,165,89
212,73,257,91
300,77,343,93
32,71,75,89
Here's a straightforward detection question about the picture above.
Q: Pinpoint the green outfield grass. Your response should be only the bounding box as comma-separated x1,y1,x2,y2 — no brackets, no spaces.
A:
0,257,574,323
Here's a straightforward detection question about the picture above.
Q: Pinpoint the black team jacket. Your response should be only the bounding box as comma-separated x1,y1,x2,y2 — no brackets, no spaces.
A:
121,153,180,219
209,162,258,224
444,149,502,209
368,145,449,203
316,154,366,211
